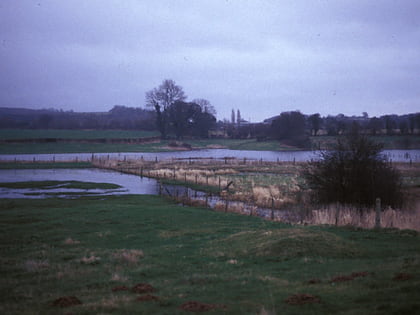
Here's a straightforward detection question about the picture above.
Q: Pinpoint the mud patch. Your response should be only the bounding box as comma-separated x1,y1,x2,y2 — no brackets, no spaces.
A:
132,283,155,294
179,301,226,312
112,285,130,292
136,294,159,302
393,273,413,281
330,271,370,283
285,293,320,305
51,296,82,307
307,278,322,284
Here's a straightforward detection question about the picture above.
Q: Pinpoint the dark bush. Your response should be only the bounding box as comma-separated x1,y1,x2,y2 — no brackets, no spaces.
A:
303,132,402,208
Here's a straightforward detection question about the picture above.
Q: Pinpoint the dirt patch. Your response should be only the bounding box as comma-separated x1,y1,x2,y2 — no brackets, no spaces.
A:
330,271,370,283
307,278,322,284
136,294,159,302
132,283,155,294
285,293,320,305
393,273,413,281
63,237,80,245
179,301,226,312
112,285,130,292
51,296,82,307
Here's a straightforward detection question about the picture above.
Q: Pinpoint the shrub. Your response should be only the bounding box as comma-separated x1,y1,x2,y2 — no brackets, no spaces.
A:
303,132,402,208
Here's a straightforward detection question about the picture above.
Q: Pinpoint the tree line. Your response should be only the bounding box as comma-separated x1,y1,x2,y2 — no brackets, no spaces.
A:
1,78,419,144
0,106,156,131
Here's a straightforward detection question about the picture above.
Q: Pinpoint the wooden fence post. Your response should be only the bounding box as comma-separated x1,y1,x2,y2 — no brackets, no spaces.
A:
335,203,340,226
375,198,381,229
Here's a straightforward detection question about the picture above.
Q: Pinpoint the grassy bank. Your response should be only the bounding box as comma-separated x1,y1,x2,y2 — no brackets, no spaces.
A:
1,194,419,314
0,129,159,140
0,139,289,154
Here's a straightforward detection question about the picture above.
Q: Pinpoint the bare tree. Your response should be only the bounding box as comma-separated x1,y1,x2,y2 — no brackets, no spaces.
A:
192,98,216,117
145,79,186,139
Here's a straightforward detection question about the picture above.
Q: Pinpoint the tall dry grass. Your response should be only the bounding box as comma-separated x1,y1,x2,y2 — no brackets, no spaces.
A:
306,204,420,231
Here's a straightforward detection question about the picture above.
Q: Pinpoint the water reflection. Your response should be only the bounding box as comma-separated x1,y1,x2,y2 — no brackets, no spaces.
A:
0,168,159,198
1,149,418,163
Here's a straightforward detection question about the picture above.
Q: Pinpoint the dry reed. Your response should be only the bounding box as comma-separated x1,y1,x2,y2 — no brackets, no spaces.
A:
307,205,420,231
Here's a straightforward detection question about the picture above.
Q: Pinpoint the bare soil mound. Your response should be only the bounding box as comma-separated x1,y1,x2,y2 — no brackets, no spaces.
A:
179,301,226,312
112,285,130,292
132,283,155,294
136,294,159,302
285,293,320,305
393,273,413,281
330,271,370,283
51,296,82,307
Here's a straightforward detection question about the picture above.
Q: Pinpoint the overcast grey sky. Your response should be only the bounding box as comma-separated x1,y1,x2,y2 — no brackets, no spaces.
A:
1,0,419,122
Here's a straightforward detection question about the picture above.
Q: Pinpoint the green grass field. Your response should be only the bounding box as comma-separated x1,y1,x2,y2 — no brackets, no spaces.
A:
1,194,419,314
0,129,159,140
1,129,420,154
0,142,170,154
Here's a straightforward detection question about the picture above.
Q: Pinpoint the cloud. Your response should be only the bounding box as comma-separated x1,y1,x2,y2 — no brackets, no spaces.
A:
0,0,419,121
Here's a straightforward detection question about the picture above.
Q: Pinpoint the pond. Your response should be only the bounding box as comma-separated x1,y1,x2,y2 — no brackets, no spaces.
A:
1,149,419,162
0,168,159,198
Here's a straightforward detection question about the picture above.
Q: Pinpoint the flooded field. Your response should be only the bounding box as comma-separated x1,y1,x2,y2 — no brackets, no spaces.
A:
1,149,419,163
0,168,158,198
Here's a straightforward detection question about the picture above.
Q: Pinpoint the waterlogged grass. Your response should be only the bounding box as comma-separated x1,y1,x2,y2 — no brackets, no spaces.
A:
0,180,122,190
0,139,287,154
1,195,419,314
0,129,159,140
0,162,93,169
187,139,295,151
160,178,222,195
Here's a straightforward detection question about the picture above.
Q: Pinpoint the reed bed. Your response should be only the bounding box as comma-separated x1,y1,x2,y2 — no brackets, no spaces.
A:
306,205,420,231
